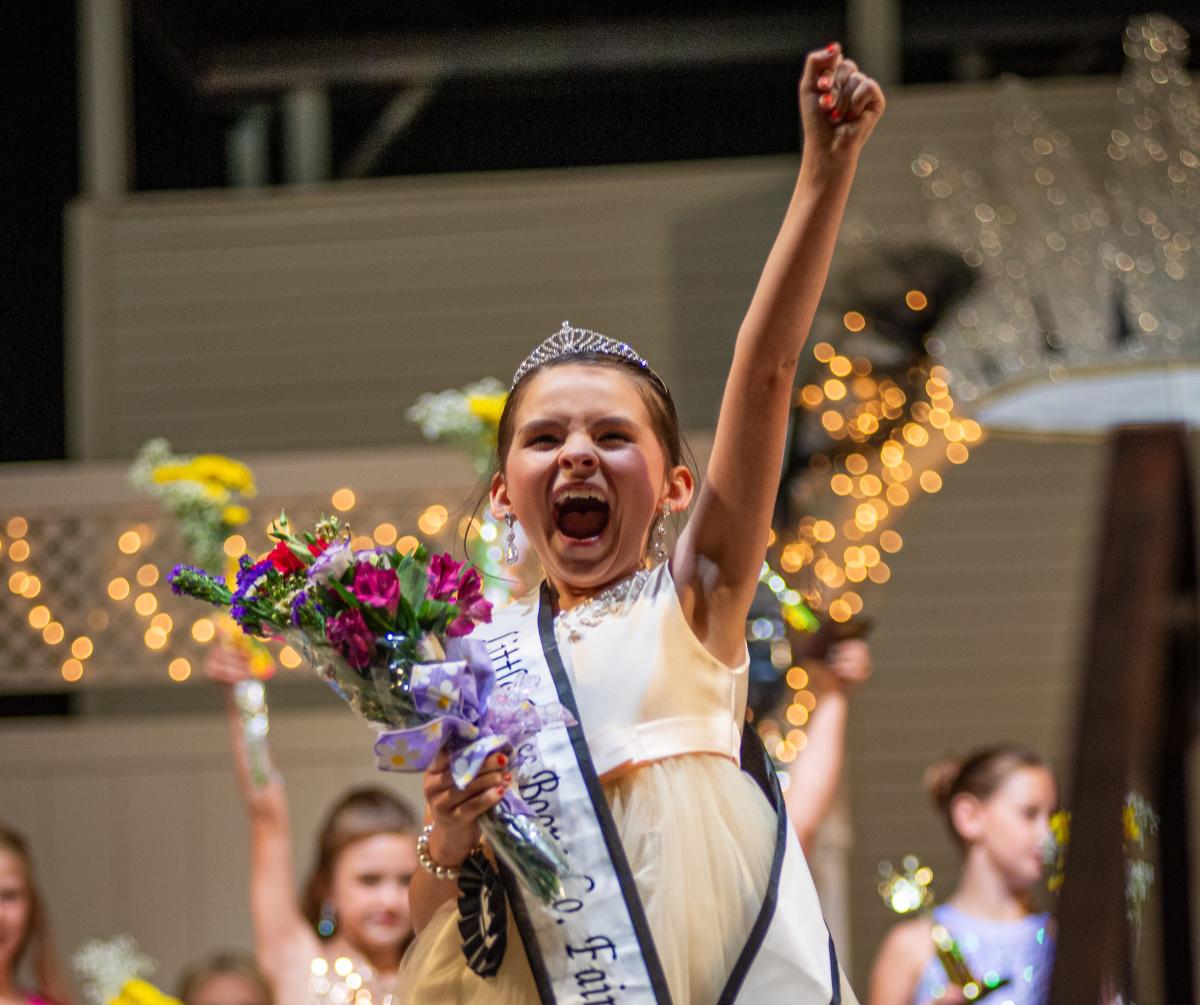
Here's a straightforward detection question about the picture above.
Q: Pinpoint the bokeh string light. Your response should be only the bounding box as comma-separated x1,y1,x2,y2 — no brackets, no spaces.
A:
0,488,518,690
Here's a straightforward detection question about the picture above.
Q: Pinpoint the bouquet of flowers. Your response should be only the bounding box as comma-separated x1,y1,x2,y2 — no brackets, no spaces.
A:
168,513,573,903
131,438,273,784
74,935,182,1005
406,376,507,475
1043,791,1159,945
129,438,257,574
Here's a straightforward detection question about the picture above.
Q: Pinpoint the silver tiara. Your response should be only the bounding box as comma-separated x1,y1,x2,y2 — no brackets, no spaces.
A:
510,321,667,393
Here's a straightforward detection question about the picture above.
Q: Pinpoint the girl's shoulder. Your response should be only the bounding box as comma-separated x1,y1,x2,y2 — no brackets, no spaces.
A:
882,914,935,951
874,915,936,974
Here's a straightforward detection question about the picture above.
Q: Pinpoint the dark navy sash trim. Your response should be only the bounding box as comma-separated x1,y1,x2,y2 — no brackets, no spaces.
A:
497,587,674,1004
715,726,786,1005
828,930,842,1005
715,727,844,1005
536,585,674,1004
495,858,558,1001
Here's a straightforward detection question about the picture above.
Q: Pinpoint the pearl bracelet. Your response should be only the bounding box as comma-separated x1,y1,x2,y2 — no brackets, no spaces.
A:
417,823,465,882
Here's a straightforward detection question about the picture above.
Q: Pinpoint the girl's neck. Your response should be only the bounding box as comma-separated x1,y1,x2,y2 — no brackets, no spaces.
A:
947,852,1036,922
549,564,646,614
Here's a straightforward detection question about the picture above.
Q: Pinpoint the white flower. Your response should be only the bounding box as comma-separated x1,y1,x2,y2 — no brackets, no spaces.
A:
307,539,353,584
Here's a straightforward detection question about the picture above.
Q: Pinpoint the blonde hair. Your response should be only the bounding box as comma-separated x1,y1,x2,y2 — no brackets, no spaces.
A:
0,823,70,1004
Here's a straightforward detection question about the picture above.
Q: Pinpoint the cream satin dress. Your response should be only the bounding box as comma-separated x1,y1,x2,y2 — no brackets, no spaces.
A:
399,563,855,1004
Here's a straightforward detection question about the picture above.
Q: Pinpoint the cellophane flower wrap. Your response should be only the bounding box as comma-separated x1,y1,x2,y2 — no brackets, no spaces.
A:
168,513,573,903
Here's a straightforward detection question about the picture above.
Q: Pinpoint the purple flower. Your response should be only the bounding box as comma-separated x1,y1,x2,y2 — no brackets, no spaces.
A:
307,537,353,585
168,564,220,595
351,565,400,616
325,608,375,670
235,557,273,593
427,552,464,601
290,591,310,626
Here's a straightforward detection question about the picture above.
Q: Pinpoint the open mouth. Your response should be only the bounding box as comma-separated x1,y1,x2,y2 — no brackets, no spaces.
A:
553,488,611,540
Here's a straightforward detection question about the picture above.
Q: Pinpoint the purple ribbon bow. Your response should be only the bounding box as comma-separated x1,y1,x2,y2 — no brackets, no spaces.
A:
373,638,573,806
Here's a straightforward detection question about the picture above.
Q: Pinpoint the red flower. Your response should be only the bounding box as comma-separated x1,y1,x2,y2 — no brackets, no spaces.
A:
308,538,331,559
268,539,306,574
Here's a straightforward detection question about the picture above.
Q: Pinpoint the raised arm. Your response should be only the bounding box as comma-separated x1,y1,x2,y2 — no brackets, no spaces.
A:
206,644,314,984
675,45,884,660
786,639,871,848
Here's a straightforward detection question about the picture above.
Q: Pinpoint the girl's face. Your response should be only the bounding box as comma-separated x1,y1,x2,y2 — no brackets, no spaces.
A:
329,833,416,956
0,850,31,971
492,365,692,593
188,973,271,1005
960,767,1058,891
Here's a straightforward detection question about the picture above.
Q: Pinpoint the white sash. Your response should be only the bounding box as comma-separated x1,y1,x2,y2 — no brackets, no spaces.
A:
478,585,847,1005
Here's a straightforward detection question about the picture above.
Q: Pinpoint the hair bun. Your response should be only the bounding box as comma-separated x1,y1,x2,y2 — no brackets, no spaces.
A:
922,755,963,814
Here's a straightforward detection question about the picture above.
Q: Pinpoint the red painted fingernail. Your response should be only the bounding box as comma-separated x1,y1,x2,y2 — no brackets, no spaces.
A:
825,42,839,52
503,772,512,782
818,75,833,90
819,93,835,109
496,753,508,766
495,786,506,795
831,109,844,122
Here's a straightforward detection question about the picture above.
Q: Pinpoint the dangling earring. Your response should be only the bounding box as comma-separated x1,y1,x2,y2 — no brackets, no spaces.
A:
652,502,671,565
503,514,520,565
317,900,337,938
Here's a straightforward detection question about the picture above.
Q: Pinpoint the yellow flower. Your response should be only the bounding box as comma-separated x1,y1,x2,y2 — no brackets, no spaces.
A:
190,455,257,496
149,463,194,485
467,393,507,427
1123,804,1140,843
222,504,251,526
151,455,256,497
111,978,183,1005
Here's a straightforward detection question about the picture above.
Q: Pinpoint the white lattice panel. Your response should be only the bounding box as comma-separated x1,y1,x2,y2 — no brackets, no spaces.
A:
0,446,486,691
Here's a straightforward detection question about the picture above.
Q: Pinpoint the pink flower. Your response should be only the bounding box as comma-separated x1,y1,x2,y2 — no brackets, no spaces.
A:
447,567,493,636
352,564,400,616
427,552,464,601
325,608,375,670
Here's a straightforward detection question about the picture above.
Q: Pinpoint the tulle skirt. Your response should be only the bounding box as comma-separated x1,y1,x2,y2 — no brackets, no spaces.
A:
397,752,778,1005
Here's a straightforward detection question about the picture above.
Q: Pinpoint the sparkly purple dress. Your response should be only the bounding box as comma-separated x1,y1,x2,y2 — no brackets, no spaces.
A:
912,904,1054,1005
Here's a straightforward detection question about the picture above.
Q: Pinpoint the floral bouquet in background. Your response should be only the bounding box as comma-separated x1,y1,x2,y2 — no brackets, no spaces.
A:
131,438,273,784
168,513,574,903
130,438,256,574
1044,791,1160,946
407,376,507,475
407,376,536,605
74,935,182,1005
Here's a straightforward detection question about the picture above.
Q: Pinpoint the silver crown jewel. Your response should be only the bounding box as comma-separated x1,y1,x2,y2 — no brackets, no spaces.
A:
510,321,666,392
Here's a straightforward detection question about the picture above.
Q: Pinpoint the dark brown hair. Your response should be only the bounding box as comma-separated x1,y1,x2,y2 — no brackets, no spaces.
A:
923,745,1051,845
0,823,70,1005
298,787,419,936
177,950,272,1005
495,355,686,474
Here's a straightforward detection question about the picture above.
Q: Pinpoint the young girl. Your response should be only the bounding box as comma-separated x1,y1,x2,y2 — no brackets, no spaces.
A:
0,824,70,1005
867,747,1058,1005
400,43,885,1004
205,649,421,1004
177,951,271,1005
